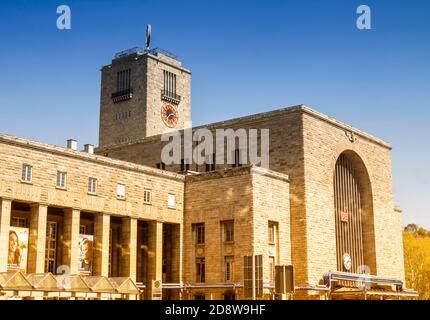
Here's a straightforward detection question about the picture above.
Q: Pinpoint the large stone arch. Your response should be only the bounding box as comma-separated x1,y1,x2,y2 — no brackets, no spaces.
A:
333,150,376,274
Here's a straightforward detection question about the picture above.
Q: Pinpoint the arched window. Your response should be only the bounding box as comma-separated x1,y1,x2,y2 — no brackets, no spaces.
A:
334,152,376,274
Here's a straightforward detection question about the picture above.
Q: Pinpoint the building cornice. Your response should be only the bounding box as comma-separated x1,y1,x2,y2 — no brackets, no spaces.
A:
184,165,290,183
96,104,392,152
0,133,184,182
300,105,391,150
100,52,191,75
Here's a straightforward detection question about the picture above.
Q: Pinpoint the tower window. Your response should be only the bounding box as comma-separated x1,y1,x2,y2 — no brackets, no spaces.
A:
162,70,181,104
112,69,133,103
164,70,176,95
116,69,131,93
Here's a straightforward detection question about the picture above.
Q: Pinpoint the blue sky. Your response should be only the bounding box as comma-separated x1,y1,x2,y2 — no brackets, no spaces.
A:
0,0,429,228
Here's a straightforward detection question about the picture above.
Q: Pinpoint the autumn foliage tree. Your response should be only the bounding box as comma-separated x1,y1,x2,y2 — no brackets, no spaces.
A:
403,226,430,299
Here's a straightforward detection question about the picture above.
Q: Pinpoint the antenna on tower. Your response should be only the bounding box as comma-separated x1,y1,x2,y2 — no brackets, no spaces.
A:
146,24,152,51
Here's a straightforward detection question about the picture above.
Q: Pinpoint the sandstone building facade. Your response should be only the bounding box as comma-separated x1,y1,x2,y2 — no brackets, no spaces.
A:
0,46,413,300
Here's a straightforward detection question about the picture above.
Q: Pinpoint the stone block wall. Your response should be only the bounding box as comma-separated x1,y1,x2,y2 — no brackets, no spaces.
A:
99,52,191,148
96,105,405,290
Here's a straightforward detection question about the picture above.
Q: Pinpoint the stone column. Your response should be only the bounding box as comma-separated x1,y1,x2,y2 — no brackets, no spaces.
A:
147,221,163,299
94,214,110,277
0,199,12,272
171,223,183,283
121,217,137,281
63,209,80,275
28,204,48,273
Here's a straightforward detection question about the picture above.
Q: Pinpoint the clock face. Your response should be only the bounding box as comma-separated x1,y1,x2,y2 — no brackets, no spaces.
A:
161,104,178,128
343,253,352,271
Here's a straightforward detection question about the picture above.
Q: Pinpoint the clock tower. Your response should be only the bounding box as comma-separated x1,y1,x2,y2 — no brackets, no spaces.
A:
98,47,191,147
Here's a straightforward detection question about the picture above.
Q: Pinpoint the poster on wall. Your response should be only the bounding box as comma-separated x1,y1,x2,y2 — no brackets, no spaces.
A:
7,227,29,273
78,234,94,276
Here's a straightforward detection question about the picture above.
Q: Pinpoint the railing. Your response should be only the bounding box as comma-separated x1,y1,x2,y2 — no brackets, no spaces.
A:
111,89,133,103
161,90,181,105
113,47,179,61
323,271,403,290
149,48,179,60
114,47,145,59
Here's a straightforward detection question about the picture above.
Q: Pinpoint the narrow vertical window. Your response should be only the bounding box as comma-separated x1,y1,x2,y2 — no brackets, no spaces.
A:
222,220,234,243
168,193,175,208
88,177,97,194
196,258,205,283
225,256,234,282
56,171,67,189
194,223,205,245
117,183,126,199
268,221,278,244
21,164,32,182
45,221,58,273
117,69,131,92
255,255,263,297
269,256,275,283
162,70,180,104
143,189,152,204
